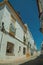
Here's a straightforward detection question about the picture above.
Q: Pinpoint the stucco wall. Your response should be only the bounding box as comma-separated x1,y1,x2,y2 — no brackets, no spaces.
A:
2,6,11,32
16,21,24,42
27,30,34,48
0,8,4,29
1,5,24,42
0,31,27,59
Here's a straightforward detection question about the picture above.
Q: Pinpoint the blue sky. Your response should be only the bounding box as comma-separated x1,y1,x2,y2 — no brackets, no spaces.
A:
0,0,43,50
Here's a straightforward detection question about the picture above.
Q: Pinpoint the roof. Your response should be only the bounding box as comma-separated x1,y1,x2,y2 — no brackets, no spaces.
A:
0,0,27,32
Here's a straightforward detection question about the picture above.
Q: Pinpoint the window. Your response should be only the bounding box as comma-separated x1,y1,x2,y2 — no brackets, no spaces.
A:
27,42,30,48
23,47,26,55
9,22,16,36
18,46,21,53
6,42,14,56
30,44,31,48
1,22,5,32
19,46,21,51
0,21,1,30
23,35,26,44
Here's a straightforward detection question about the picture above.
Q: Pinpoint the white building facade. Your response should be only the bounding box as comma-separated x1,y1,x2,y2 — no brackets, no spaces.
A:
0,0,27,59
25,24,37,56
0,0,37,59
41,41,43,54
37,0,43,33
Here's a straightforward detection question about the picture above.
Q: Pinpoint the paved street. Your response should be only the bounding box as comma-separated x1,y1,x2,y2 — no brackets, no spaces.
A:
20,54,43,65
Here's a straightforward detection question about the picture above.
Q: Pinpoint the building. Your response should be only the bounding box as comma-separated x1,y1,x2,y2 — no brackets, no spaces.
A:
0,0,28,59
0,0,37,59
37,0,43,33
25,24,37,56
41,41,43,54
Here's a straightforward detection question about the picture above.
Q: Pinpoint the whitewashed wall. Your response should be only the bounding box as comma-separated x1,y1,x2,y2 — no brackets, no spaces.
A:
16,21,24,42
1,5,24,42
27,29,34,48
2,6,11,32
0,31,27,59
0,5,27,59
0,8,4,30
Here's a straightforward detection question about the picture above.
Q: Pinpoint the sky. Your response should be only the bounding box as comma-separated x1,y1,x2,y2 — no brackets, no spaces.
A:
0,0,43,50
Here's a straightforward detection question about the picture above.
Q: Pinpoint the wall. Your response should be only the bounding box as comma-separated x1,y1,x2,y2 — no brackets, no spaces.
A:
16,21,24,42
26,29,35,55
27,29,34,48
0,8,4,29
2,6,11,32
1,5,25,43
0,31,27,59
